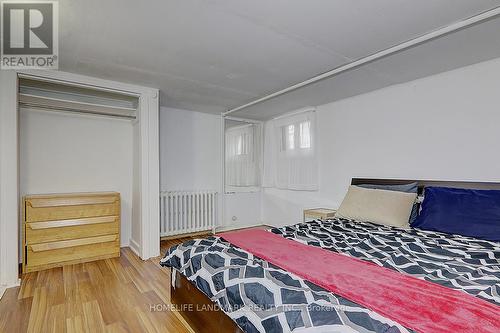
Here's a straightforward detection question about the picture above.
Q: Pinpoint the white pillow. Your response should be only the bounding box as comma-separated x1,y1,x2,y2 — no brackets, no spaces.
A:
336,185,417,228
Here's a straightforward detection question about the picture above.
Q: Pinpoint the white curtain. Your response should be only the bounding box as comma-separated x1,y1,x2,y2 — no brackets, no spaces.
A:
262,121,276,187
225,123,261,187
263,109,318,191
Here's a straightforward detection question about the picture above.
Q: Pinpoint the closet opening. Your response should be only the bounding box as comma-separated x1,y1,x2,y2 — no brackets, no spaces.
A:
14,72,159,274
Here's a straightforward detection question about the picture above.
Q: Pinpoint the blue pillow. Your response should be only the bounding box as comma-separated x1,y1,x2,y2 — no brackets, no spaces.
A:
412,186,500,242
357,182,419,224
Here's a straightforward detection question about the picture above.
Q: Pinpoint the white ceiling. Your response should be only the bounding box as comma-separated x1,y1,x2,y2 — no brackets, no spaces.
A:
59,0,500,118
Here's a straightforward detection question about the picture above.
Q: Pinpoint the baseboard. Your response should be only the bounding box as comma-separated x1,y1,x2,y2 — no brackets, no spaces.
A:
263,220,299,229
214,223,271,233
160,230,212,241
0,279,20,300
129,238,141,258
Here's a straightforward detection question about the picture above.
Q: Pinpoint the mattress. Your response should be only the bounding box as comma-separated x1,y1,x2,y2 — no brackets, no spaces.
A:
160,218,500,332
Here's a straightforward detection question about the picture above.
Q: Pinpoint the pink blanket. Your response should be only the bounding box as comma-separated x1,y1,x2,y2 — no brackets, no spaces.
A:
219,229,500,333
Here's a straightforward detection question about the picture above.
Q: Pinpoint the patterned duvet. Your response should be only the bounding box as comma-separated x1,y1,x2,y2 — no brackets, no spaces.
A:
160,219,500,333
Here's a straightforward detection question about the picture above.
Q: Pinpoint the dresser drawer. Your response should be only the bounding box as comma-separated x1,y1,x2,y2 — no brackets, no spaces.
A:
26,216,119,244
25,194,120,222
25,234,119,272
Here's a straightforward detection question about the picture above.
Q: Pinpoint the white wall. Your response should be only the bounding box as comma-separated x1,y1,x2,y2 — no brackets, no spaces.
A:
224,192,262,229
160,107,263,229
19,109,134,247
262,56,500,226
160,107,221,191
160,107,224,227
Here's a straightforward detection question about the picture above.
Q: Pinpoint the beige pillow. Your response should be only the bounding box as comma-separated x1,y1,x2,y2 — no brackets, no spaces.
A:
336,185,417,228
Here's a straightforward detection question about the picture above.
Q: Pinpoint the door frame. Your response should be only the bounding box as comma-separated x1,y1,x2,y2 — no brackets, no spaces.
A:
0,70,160,294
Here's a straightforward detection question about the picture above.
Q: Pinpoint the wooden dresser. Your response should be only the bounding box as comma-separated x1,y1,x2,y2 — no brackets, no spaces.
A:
23,192,121,273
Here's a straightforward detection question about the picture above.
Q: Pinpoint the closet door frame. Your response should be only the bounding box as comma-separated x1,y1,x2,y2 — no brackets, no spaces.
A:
0,70,160,293
0,71,20,295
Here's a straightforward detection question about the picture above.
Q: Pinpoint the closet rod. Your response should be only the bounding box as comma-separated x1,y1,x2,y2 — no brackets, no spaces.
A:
17,73,141,98
223,6,500,116
19,103,136,120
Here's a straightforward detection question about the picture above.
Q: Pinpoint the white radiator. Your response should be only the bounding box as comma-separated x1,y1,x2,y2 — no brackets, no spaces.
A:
160,190,218,237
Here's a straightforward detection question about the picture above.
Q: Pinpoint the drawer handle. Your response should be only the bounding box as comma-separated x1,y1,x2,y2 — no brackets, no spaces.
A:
30,234,118,252
27,196,119,208
27,216,118,230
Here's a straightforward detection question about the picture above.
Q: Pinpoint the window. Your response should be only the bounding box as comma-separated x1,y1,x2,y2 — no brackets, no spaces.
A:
263,109,317,190
281,121,311,151
236,133,247,155
286,124,295,150
225,123,261,188
299,121,311,149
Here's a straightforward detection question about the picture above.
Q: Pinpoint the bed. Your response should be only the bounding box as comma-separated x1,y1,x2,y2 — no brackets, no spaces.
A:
160,179,500,333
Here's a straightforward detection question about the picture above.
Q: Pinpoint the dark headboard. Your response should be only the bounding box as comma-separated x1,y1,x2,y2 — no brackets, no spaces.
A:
351,178,500,195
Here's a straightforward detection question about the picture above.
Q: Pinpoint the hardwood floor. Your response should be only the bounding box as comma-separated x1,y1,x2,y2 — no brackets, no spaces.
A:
0,235,207,333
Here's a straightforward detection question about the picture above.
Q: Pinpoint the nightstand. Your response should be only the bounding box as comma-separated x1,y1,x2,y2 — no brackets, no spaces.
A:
303,208,337,222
